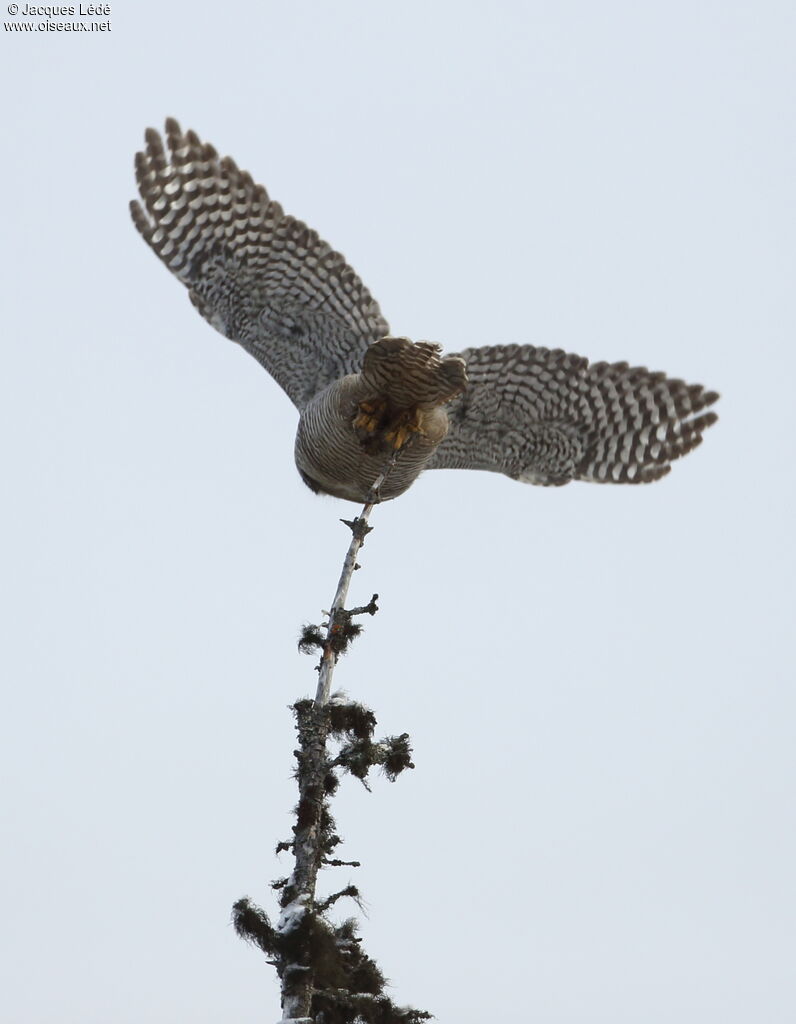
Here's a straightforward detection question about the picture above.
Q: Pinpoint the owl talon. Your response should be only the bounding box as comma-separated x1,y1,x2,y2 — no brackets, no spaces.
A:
384,409,423,449
385,426,408,449
353,398,388,434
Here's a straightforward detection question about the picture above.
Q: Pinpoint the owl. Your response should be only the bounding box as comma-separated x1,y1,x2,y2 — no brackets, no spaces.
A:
131,119,718,503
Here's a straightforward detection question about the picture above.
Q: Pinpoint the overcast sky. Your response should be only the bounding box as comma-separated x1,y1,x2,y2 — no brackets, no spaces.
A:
2,2,795,1022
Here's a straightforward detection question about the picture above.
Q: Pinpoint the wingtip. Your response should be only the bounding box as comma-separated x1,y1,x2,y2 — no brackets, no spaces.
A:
129,198,151,237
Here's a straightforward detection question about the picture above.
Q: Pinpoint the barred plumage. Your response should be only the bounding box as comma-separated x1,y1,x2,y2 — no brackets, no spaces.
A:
433,345,718,485
131,119,718,502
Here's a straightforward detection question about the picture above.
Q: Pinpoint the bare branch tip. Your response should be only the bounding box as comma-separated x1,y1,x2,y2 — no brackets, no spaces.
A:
340,516,374,543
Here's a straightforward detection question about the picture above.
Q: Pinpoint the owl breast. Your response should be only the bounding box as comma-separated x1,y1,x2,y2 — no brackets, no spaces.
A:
294,376,449,503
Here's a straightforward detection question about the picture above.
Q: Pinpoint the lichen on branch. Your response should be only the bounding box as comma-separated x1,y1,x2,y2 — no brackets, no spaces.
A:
233,463,429,1022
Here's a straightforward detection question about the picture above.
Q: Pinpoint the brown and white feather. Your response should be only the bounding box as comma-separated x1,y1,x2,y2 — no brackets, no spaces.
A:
131,118,388,410
131,120,718,502
431,345,718,485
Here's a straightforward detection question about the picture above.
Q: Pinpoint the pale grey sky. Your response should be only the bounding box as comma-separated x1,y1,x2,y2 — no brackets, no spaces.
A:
2,2,794,1022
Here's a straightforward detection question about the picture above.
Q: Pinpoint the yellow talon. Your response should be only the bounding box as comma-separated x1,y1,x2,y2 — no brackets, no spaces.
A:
353,398,388,434
354,400,428,450
384,411,424,449
385,426,407,449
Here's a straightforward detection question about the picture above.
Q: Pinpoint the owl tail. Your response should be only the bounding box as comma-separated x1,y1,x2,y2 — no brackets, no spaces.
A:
361,337,467,411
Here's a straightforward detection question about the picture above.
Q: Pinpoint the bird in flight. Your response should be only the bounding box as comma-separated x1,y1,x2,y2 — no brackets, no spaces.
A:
131,119,718,503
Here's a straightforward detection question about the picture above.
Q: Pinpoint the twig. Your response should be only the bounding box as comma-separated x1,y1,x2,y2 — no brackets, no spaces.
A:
279,459,396,1021
315,461,394,707
234,452,427,1023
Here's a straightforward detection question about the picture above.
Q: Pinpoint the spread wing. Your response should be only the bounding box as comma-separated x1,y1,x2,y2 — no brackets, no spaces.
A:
131,118,389,409
429,344,719,485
